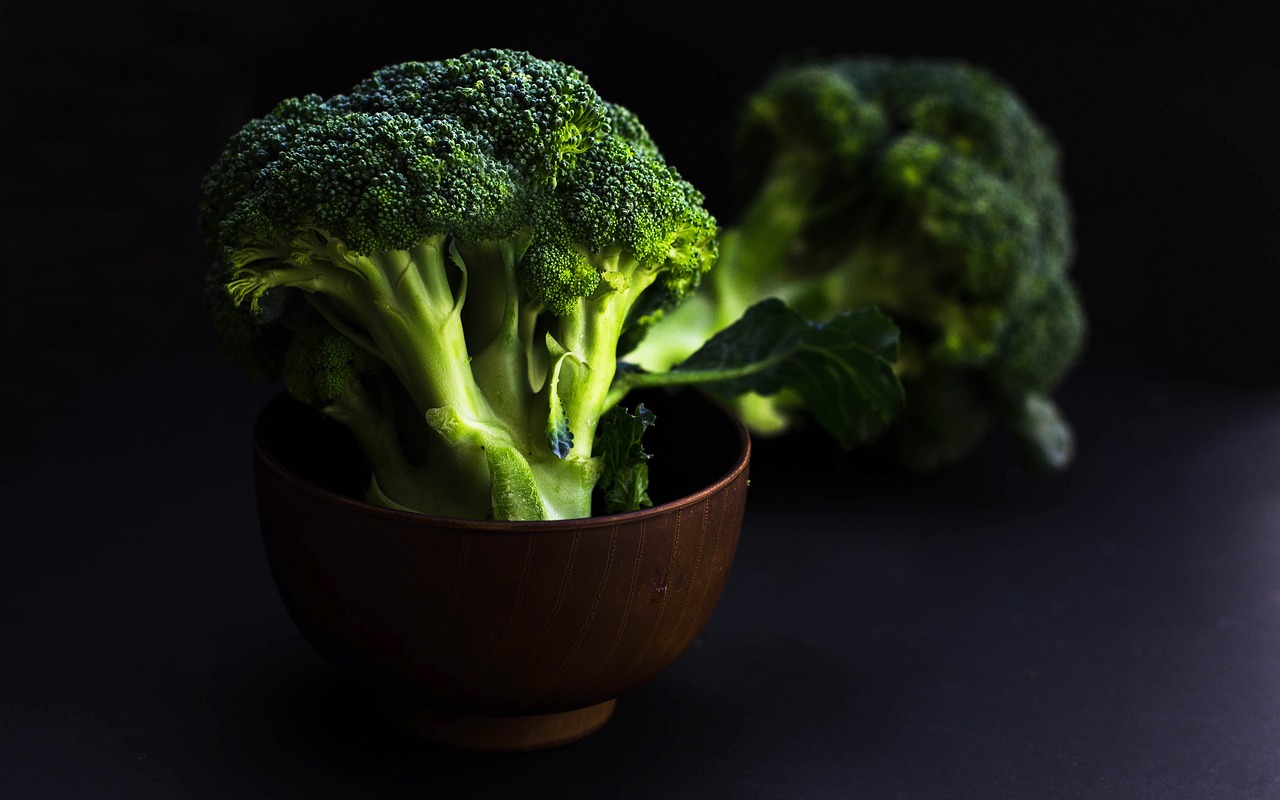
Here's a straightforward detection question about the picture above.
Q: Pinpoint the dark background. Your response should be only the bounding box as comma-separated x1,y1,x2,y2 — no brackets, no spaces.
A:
5,2,1279,458
4,3,1280,798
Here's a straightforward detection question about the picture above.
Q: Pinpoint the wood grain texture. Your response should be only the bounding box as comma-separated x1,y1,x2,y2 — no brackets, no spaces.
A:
251,389,750,747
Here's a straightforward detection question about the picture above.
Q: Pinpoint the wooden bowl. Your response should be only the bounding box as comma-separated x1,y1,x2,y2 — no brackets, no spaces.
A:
251,389,751,751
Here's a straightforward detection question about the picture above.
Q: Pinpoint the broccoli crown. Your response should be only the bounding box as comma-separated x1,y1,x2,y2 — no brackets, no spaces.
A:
727,56,1086,470
198,49,721,520
199,48,717,311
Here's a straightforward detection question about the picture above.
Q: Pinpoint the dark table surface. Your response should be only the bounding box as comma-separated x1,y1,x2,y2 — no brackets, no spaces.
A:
4,346,1279,799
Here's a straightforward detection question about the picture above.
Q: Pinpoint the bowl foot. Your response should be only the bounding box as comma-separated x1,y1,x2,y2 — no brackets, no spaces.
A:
381,698,618,752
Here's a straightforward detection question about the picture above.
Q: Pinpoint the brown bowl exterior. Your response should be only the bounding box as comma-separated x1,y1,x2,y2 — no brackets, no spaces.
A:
252,390,750,718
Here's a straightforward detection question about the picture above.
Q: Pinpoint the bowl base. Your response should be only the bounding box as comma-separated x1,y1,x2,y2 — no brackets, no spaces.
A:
380,698,618,752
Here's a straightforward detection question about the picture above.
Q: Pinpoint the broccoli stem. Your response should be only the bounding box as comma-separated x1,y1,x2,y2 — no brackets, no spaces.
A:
606,354,789,407
233,235,548,519
320,374,436,509
354,244,484,420
713,147,829,328
555,256,661,460
460,239,538,444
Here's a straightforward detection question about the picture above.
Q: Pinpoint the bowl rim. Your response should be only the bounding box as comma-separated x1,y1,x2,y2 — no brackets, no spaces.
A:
252,391,752,533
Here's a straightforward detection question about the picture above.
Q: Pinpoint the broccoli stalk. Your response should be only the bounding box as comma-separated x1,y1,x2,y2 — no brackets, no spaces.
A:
627,56,1086,473
201,48,906,521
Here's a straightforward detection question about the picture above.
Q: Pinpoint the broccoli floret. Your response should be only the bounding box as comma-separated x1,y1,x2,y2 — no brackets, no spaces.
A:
201,48,718,520
281,320,382,409
203,260,292,384
627,56,1086,473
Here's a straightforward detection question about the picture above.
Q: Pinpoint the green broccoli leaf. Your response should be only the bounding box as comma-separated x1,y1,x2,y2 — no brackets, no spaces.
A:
620,298,904,448
593,404,657,514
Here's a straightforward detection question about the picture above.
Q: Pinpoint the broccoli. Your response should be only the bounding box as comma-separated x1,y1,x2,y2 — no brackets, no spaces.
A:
626,56,1086,473
201,48,904,521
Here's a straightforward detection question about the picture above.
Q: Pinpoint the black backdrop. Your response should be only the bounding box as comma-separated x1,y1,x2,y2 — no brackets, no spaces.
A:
5,4,1280,799
7,2,1279,464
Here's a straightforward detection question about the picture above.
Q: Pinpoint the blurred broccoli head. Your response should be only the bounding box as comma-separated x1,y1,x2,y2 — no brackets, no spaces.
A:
718,55,1086,473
